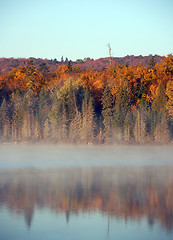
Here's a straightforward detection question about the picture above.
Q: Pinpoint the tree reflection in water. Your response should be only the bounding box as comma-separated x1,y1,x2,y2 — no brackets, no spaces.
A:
0,166,173,232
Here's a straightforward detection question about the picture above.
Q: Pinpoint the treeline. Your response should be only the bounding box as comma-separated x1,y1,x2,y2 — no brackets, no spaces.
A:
0,54,162,74
0,55,173,144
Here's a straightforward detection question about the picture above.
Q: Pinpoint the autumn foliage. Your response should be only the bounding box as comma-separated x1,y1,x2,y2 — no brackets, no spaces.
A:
0,55,173,144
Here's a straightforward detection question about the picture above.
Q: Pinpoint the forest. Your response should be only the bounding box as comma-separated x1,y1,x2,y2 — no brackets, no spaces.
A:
0,54,173,144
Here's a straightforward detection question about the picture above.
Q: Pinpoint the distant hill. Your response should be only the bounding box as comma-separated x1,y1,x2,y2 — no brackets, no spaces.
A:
0,55,163,74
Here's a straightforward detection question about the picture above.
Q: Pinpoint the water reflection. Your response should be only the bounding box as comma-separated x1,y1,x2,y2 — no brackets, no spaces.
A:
0,166,173,233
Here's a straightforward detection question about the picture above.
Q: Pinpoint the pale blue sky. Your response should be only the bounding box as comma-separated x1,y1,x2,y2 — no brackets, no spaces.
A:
0,0,173,60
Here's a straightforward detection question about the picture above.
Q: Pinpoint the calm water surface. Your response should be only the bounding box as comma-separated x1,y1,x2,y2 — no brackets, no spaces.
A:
0,144,173,240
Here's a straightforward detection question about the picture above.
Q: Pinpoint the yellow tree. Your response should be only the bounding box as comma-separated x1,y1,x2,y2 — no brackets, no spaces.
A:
164,54,173,118
166,80,173,118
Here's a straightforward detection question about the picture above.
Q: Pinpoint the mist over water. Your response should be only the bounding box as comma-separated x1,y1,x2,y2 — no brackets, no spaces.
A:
0,144,173,169
0,144,173,240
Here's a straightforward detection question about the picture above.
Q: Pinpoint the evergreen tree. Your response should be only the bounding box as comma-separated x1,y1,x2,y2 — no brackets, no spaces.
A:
61,56,64,63
22,89,36,141
21,114,32,141
66,81,76,121
148,56,156,69
43,119,51,141
58,98,68,142
11,91,24,141
67,60,72,71
48,94,61,142
154,112,169,144
0,99,10,141
38,87,49,139
166,80,173,119
69,110,82,143
113,87,129,129
65,57,68,63
53,58,57,65
134,111,146,144
101,86,113,143
80,89,95,143
151,83,168,132
39,62,49,79
124,112,133,143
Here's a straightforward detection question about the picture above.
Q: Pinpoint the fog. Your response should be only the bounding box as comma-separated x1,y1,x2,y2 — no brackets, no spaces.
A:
0,144,173,169
0,144,173,240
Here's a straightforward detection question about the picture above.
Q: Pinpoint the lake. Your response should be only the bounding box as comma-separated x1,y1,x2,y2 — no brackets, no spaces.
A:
0,144,173,240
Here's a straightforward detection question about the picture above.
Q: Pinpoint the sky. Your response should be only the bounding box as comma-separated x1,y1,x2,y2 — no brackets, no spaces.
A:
0,0,173,60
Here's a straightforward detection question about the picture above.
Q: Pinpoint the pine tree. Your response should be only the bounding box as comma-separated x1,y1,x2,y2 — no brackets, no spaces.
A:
22,89,36,141
58,99,68,142
113,87,129,128
67,60,72,71
69,110,82,143
0,99,10,141
112,87,129,142
166,80,173,118
80,89,95,144
38,87,49,139
11,91,24,141
124,112,133,143
48,94,61,142
21,114,32,141
61,56,64,63
154,111,170,144
39,62,49,79
101,86,113,143
65,57,68,63
134,111,146,144
33,117,40,141
43,119,51,141
66,80,76,122
151,83,168,131
148,56,156,69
